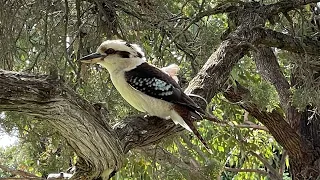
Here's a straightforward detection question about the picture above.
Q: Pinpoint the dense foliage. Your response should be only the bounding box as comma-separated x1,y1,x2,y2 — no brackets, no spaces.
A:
0,0,319,179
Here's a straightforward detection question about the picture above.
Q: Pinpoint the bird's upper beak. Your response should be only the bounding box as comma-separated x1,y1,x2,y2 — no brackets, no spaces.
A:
79,53,105,64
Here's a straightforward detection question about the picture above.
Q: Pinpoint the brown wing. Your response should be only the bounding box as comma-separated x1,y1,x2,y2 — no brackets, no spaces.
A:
124,62,205,115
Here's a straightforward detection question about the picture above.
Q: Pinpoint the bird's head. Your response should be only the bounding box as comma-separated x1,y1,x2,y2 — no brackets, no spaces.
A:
79,40,146,72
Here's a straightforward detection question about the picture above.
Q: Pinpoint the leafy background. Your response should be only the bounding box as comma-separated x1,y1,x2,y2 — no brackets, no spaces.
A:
0,0,319,179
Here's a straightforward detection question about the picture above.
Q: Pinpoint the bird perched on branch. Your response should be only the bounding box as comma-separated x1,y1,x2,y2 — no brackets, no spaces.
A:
79,40,211,152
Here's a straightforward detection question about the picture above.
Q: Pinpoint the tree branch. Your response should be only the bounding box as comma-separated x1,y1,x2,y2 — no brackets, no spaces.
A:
224,167,268,176
167,2,239,44
185,39,246,101
253,27,320,56
0,70,124,179
113,116,183,153
262,0,320,16
180,134,208,161
249,151,282,180
279,150,288,175
253,46,291,110
252,45,302,132
223,85,310,161
139,146,210,180
0,164,41,179
231,123,268,131
0,70,199,179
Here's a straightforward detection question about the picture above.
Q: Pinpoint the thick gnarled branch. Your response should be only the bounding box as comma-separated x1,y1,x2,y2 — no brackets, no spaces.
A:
253,27,320,56
185,39,246,101
0,70,124,179
113,116,183,153
223,85,311,161
253,46,302,132
262,0,320,16
0,70,203,179
253,46,291,110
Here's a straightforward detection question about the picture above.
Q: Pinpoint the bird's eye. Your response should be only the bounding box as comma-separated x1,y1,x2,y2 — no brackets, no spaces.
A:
105,48,116,54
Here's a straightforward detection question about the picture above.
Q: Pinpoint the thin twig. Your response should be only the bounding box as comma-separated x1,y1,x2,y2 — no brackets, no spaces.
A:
249,151,282,180
279,150,288,175
224,167,268,176
62,0,69,78
180,134,209,162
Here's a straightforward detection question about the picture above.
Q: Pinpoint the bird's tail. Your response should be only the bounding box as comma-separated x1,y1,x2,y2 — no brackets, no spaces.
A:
172,106,212,154
183,115,213,154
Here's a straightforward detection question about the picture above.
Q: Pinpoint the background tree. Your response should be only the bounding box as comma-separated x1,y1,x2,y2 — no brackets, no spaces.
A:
0,0,320,179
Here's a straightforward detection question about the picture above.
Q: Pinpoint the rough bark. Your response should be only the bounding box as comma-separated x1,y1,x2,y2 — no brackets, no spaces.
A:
224,83,320,178
253,46,291,110
223,86,308,160
252,38,319,179
0,71,124,179
252,27,320,56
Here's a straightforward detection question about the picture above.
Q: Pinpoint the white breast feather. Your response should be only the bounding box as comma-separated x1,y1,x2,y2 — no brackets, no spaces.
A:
110,72,173,119
110,70,191,133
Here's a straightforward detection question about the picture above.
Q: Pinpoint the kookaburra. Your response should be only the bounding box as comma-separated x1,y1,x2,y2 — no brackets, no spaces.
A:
79,40,211,152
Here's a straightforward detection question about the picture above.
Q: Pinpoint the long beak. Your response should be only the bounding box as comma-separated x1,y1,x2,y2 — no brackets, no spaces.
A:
79,53,104,64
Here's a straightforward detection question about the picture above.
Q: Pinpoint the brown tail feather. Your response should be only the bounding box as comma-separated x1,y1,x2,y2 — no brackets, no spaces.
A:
174,105,212,154
183,117,212,154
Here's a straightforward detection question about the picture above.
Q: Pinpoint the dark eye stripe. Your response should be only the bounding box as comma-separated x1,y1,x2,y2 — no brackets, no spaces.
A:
103,47,133,58
116,51,130,58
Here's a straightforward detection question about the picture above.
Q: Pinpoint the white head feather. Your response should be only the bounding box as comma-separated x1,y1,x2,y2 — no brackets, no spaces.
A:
96,40,146,72
98,40,145,58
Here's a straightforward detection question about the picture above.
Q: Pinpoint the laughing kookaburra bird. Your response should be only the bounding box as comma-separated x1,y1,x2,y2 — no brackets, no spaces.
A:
79,40,211,152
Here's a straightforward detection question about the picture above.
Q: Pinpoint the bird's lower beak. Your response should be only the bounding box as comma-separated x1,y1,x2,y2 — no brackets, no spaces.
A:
79,53,104,64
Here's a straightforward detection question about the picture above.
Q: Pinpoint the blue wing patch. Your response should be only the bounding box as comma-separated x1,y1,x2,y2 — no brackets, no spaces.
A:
124,62,205,115
127,76,174,99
